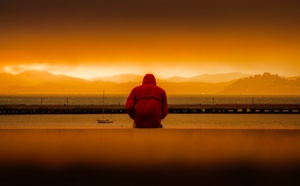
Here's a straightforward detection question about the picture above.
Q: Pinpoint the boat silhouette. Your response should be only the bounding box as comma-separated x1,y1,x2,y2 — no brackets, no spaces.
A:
97,90,113,123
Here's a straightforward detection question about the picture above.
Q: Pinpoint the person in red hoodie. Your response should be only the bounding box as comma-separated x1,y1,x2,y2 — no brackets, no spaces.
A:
126,74,168,128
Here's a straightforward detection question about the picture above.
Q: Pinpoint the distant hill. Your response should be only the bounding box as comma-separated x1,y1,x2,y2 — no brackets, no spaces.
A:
0,70,230,94
165,72,251,83
221,72,300,94
0,71,299,94
91,74,143,83
92,72,251,83
0,70,89,87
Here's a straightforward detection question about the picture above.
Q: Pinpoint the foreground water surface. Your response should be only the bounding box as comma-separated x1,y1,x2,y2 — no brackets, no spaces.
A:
1,95,300,186
0,114,299,129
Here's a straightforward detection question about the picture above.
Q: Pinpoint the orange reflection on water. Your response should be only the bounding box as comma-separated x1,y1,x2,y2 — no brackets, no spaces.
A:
1,129,300,169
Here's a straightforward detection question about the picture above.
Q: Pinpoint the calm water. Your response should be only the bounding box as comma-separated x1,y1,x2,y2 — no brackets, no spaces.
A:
0,94,299,129
0,114,299,129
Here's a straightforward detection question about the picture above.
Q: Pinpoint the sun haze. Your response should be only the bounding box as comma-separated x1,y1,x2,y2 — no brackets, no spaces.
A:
1,0,300,79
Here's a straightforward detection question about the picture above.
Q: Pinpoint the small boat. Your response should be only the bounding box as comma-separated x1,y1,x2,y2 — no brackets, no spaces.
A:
97,118,113,123
97,90,114,124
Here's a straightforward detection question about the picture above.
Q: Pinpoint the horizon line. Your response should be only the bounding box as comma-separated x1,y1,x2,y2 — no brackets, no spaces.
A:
3,69,297,81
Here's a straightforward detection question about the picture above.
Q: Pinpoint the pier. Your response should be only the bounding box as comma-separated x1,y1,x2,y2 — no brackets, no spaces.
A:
0,104,299,114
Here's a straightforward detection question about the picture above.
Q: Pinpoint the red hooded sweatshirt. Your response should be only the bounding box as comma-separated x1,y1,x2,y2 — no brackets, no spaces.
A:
126,74,168,128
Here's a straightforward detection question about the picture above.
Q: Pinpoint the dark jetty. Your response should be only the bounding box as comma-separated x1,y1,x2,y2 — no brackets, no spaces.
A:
0,104,299,114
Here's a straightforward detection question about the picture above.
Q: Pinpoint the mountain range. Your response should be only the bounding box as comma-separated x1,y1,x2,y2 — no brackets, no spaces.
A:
221,72,300,94
90,72,250,83
0,71,299,94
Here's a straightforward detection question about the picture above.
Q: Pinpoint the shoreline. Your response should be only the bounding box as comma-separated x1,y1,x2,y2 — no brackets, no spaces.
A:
1,104,299,114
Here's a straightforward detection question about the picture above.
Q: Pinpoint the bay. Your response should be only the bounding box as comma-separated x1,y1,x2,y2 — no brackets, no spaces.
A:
0,94,299,105
0,114,299,129
0,94,299,129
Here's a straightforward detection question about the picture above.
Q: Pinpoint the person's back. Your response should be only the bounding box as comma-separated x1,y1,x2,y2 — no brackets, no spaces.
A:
126,74,168,128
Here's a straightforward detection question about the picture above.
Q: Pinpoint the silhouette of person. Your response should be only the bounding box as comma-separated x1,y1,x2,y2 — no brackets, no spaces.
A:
126,74,168,128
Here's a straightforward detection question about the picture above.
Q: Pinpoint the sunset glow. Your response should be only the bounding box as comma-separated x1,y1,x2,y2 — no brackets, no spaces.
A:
1,3,300,186
1,0,300,79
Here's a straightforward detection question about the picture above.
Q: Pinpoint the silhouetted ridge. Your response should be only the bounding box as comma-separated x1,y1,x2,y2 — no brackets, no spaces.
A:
0,71,299,94
165,72,251,83
221,72,300,94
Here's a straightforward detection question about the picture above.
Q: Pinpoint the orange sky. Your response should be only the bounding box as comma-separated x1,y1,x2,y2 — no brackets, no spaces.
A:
1,0,300,79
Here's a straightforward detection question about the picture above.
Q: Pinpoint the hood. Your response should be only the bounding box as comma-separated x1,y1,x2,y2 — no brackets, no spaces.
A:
142,74,156,85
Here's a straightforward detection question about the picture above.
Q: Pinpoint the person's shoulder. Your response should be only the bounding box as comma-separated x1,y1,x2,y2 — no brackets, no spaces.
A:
155,85,166,93
134,84,144,89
